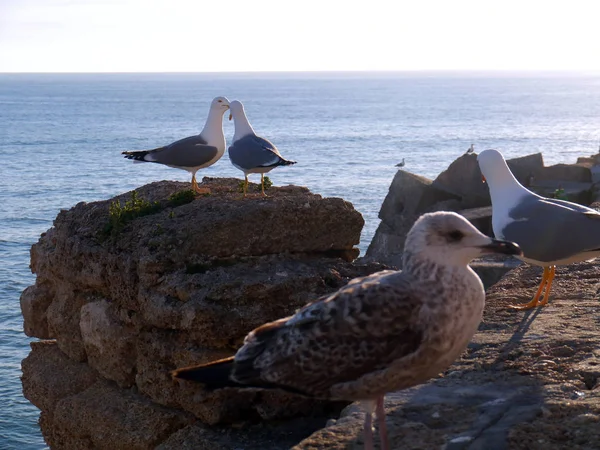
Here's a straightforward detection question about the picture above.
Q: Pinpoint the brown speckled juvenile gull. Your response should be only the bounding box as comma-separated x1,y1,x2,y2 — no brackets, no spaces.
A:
171,211,521,450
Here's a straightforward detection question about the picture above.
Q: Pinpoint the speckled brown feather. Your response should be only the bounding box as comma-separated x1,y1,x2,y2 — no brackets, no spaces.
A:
230,271,426,398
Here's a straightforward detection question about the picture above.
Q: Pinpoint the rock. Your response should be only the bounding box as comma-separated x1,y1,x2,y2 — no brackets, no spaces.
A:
537,163,592,183
432,153,489,208
378,170,459,229
21,283,54,339
506,153,544,186
48,381,192,450
21,341,98,414
529,180,593,204
366,170,459,265
20,179,392,447
80,299,137,387
457,206,493,235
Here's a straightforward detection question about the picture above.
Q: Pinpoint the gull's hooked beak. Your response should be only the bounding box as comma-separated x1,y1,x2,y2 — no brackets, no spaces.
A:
479,238,522,256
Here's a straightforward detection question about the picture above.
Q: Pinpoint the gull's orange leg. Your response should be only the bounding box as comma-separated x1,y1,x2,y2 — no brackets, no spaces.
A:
191,174,210,194
537,265,556,306
261,173,268,197
511,266,549,310
243,175,249,198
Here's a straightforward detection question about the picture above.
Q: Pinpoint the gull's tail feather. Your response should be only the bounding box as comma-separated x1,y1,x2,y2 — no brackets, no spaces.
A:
277,158,297,166
171,356,242,389
122,150,151,162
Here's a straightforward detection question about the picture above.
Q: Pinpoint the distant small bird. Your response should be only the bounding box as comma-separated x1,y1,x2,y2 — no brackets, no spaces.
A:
122,96,230,194
395,158,405,168
171,211,521,450
228,100,296,197
466,144,475,154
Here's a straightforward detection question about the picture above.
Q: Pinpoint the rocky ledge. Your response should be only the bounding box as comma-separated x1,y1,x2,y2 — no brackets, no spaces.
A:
20,178,390,449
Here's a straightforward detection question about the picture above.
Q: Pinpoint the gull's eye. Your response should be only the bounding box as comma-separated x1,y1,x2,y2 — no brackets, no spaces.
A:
218,100,222,103
447,230,464,242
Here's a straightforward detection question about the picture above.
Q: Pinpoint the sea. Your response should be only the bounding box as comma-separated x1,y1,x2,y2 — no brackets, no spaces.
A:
1,72,600,449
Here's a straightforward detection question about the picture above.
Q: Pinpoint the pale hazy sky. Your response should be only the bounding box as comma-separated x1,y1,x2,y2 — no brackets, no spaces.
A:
1,0,599,73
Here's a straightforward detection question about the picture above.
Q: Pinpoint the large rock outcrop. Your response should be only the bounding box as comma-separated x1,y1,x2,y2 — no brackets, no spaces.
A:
21,178,390,448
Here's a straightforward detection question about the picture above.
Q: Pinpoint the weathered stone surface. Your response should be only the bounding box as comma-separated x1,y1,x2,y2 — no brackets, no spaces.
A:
21,283,54,339
529,180,593,204
80,299,137,387
47,381,192,450
21,341,98,414
506,152,544,186
156,417,331,450
366,170,460,266
537,163,592,183
432,153,489,207
45,287,90,362
379,170,460,229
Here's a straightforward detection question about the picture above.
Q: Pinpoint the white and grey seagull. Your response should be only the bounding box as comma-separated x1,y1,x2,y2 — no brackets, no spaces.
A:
122,96,230,194
171,211,521,450
228,100,296,197
479,148,600,309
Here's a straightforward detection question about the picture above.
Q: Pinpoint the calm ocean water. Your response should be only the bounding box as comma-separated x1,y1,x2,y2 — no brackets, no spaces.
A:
1,72,600,448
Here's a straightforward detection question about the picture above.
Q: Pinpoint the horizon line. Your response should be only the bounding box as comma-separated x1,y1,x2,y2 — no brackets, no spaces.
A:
2,69,600,75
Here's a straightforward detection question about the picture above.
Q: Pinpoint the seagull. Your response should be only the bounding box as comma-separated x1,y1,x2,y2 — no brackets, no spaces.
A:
228,100,296,197
479,148,600,309
467,144,475,154
171,211,521,450
122,96,230,194
395,158,405,168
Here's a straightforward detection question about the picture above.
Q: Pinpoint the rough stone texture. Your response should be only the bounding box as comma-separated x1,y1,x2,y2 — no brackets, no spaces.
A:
20,283,54,339
21,341,99,414
506,153,545,186
80,299,137,387
365,170,460,267
50,382,192,450
367,151,600,269
432,153,490,207
294,260,600,449
20,178,390,448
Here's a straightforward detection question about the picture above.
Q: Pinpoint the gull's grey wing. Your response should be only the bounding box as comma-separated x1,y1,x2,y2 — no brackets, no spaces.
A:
230,270,424,398
228,134,286,170
503,194,600,263
123,135,219,167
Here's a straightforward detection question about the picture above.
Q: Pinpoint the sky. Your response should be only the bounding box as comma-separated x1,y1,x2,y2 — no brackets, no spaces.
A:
1,0,599,73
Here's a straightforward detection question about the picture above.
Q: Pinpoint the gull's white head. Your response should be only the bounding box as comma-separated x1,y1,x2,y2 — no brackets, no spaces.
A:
477,149,520,188
228,100,245,121
404,211,521,267
210,96,231,114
